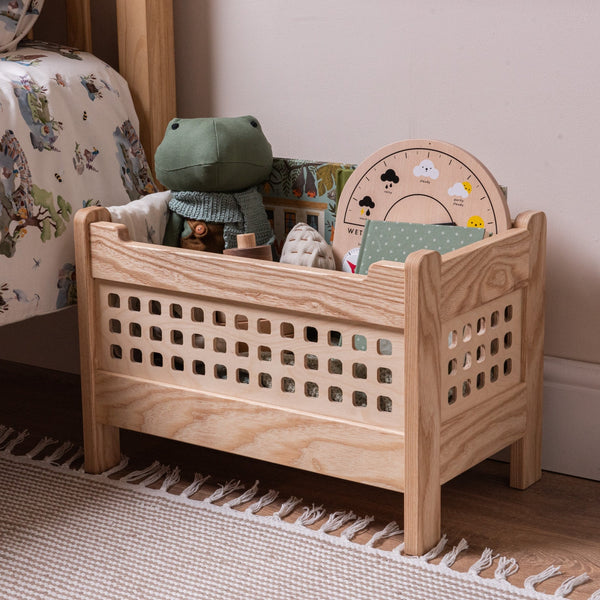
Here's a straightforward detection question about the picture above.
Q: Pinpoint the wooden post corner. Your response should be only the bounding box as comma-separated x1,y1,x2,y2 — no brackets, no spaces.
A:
404,249,443,555
510,210,547,489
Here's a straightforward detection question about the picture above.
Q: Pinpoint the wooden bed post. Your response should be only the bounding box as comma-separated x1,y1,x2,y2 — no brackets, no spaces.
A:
115,0,177,175
510,210,547,489
74,207,122,474
404,249,443,555
65,0,92,53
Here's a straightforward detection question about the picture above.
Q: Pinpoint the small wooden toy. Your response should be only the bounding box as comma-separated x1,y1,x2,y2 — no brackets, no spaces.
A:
223,233,273,261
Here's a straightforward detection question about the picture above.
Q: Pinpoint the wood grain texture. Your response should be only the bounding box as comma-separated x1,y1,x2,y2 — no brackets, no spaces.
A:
404,249,442,555
87,219,407,329
116,0,176,173
510,211,547,489
440,383,527,484
439,288,524,420
73,208,121,473
93,277,405,431
66,0,92,53
94,371,405,491
440,227,530,321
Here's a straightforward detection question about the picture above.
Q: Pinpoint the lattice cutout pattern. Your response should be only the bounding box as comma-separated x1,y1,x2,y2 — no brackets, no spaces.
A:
97,283,404,430
441,289,523,414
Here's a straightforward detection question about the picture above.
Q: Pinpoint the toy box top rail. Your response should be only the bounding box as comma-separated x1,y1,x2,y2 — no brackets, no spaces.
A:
80,207,538,329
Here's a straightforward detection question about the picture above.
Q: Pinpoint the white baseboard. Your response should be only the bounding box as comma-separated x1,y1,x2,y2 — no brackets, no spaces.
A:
493,356,600,481
541,356,600,481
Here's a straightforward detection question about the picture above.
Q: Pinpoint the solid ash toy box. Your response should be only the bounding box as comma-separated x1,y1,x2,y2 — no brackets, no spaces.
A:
74,156,546,556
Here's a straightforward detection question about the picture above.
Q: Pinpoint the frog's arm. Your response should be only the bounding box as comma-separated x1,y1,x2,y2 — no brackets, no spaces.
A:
162,212,185,246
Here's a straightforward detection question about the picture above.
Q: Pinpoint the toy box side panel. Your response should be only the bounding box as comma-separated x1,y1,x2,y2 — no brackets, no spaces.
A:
435,225,535,482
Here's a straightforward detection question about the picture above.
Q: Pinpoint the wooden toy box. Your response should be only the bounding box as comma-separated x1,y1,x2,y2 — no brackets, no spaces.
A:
74,201,546,556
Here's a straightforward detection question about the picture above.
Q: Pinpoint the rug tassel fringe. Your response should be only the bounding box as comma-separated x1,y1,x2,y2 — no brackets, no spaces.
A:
1,429,29,453
246,489,279,514
181,473,210,498
495,556,519,581
393,541,406,554
224,480,260,508
295,504,327,527
588,588,600,600
43,441,74,464
524,565,563,591
468,547,499,576
554,573,591,597
366,521,403,548
160,466,181,492
120,460,163,484
25,436,57,459
273,496,303,520
61,446,84,469
341,515,375,540
101,455,130,477
420,534,448,562
204,479,245,504
440,538,469,568
0,426,15,447
319,510,357,534
137,464,171,487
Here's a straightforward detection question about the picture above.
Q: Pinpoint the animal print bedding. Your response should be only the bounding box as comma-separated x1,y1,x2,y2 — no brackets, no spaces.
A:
0,41,156,325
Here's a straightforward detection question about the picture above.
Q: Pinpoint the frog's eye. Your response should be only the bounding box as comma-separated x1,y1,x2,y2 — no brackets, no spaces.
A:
171,122,179,130
250,120,258,128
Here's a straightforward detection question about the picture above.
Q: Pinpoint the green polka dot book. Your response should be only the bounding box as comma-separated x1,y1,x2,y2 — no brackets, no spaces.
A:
355,221,486,275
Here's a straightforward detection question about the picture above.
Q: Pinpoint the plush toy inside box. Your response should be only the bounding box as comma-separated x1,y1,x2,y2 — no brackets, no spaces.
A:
74,156,546,556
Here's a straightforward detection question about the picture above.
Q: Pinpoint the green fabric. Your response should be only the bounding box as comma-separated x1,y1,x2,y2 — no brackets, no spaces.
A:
355,221,486,275
154,116,273,192
162,212,185,247
164,188,275,249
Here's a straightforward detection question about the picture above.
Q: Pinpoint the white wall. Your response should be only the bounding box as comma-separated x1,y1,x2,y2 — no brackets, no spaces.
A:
174,0,600,365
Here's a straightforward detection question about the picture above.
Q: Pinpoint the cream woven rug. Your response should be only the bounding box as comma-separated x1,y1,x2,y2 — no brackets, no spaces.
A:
1,426,597,600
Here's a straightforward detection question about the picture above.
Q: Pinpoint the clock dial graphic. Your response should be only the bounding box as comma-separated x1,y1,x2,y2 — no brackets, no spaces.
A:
333,140,510,269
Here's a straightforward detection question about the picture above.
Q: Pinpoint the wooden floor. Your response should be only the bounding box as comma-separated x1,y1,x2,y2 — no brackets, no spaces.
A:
2,359,598,598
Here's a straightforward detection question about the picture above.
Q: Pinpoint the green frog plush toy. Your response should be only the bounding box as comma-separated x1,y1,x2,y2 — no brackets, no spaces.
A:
155,115,275,253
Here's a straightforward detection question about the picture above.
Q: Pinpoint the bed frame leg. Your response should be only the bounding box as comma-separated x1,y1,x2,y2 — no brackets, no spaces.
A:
510,211,547,489
75,207,122,474
404,249,443,555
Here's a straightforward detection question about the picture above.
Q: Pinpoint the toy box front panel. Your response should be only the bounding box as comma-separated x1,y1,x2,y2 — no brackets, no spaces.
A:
94,280,405,432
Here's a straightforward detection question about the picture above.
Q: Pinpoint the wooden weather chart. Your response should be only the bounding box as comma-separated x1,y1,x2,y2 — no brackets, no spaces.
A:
333,139,511,271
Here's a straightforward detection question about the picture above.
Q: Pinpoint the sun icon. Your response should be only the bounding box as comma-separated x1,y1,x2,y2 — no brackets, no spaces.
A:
467,215,485,228
462,181,472,194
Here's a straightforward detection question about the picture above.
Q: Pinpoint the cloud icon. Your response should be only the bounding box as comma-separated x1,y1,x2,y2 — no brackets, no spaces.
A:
413,159,439,180
380,169,399,184
448,182,470,198
359,195,375,216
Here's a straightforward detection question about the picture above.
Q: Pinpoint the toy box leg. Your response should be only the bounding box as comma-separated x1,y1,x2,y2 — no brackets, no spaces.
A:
83,420,121,474
404,474,442,556
404,249,443,555
510,211,546,489
75,207,122,474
